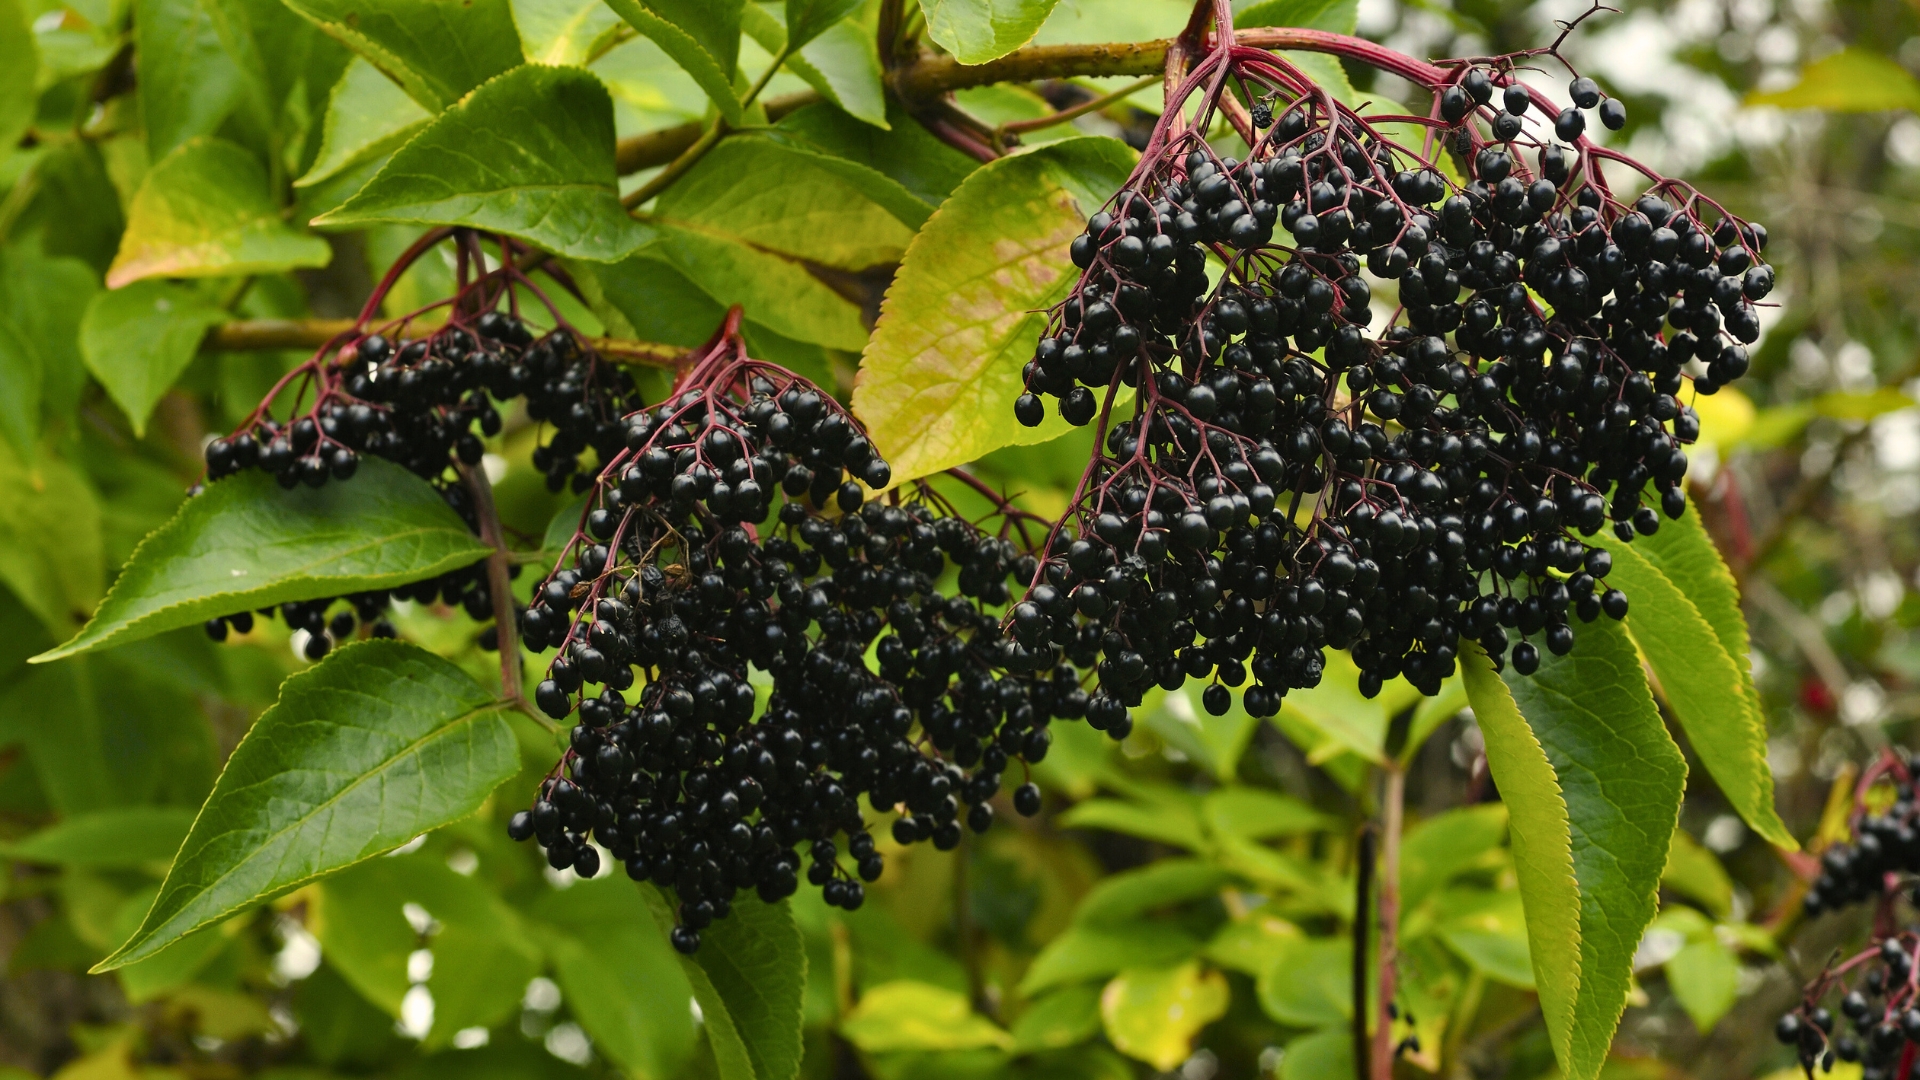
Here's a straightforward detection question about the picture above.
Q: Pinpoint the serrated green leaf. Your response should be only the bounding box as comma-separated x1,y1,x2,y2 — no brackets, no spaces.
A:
1610,506,1795,849
655,134,922,270
1493,621,1685,1080
1100,962,1228,1071
1460,641,1580,1077
107,137,332,288
93,640,518,971
923,0,1062,64
317,65,653,262
525,878,698,1079
281,0,525,110
852,136,1136,484
841,981,1012,1053
639,883,804,1080
786,19,888,128
0,443,103,635
634,222,869,350
313,855,542,1043
784,0,862,51
0,0,38,156
2,807,196,868
1020,920,1202,995
601,0,745,125
79,281,231,437
512,0,626,65
1746,47,1920,112
111,885,237,1001
775,101,978,205
36,457,491,663
296,58,432,189
1236,0,1358,32
135,0,249,159
0,314,42,456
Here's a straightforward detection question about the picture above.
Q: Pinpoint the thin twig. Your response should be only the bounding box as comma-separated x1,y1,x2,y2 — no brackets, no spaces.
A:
201,318,683,366
1353,826,1375,1080
457,460,526,709
995,75,1160,148
1372,766,1405,1080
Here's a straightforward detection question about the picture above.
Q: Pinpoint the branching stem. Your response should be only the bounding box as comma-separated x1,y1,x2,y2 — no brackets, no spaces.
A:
459,460,524,709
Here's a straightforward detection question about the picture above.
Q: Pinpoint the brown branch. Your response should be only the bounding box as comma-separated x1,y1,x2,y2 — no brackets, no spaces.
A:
613,90,819,175
1372,766,1405,1080
202,319,684,367
458,461,524,707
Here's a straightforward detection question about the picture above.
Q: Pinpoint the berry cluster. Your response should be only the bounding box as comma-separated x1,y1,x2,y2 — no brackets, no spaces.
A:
506,315,1061,952
1804,754,1920,918
1013,46,1767,711
1779,936,1920,1079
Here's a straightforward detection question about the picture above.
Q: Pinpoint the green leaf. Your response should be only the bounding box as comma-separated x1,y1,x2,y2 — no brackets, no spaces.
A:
0,314,42,456
1140,682,1259,781
1399,804,1508,911
1099,962,1229,1071
1279,1029,1353,1080
93,640,518,971
296,58,432,189
0,443,104,635
1071,859,1231,926
1663,827,1734,919
1010,985,1102,1053
316,65,653,262
1236,0,1358,32
852,136,1136,483
1474,621,1687,1080
1255,937,1350,1027
640,883,805,1080
281,0,525,110
784,0,862,51
2,808,196,868
0,242,98,425
786,19,888,128
1274,648,1393,764
36,457,491,662
512,0,626,65
1665,934,1740,1033
841,981,1013,1053
135,0,249,159
1434,888,1534,988
1020,921,1202,995
621,222,869,350
313,855,543,1040
776,101,978,205
1201,909,1303,977
601,0,746,126
655,134,923,269
922,0,1062,64
1201,787,1337,841
111,887,237,1001
525,878,698,1079
1459,642,1580,1077
1058,796,1205,850
0,0,37,157
107,137,333,288
1746,47,1920,112
1608,507,1795,849
79,282,231,437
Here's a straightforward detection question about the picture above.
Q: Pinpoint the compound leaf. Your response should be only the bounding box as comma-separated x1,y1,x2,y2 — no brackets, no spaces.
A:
852,136,1136,484
107,137,332,288
80,281,232,437
36,457,492,663
316,64,654,262
94,640,518,971
281,0,525,110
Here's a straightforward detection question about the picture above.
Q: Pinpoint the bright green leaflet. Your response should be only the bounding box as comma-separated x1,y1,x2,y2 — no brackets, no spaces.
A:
841,981,1013,1053
1236,0,1359,32
134,0,248,159
633,223,869,350
296,57,431,189
1434,888,1534,987
280,0,524,109
775,102,978,206
778,18,888,129
1020,921,1201,994
0,314,41,456
922,0,1064,64
107,136,332,288
36,457,492,662
1397,804,1509,910
1459,642,1580,1078
1620,505,1795,847
1011,985,1102,1053
0,242,97,425
318,65,654,262
0,0,37,157
601,0,746,126
1666,935,1741,1033
526,878,698,1079
1595,529,1793,848
511,0,626,64
638,883,803,1080
1255,937,1350,1026
94,640,519,971
783,0,862,50
1747,47,1920,111
79,281,231,436
2,808,196,867
1280,1028,1353,1080
852,136,1137,484
654,135,924,270
1664,827,1734,919
1058,796,1206,850
1071,860,1233,926
1501,621,1686,1080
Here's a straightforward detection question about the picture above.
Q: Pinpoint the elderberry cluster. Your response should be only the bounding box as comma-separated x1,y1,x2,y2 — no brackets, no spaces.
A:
1804,756,1920,918
1778,936,1920,1078
1013,60,1768,713
506,333,1063,952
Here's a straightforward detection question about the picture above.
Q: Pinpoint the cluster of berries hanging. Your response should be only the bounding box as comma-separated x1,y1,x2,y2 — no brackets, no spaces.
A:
197,232,642,659
1013,19,1769,714
1779,935,1920,1079
505,313,1064,953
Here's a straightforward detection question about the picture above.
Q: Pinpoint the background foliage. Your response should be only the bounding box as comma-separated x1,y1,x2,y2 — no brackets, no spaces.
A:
0,0,1914,1077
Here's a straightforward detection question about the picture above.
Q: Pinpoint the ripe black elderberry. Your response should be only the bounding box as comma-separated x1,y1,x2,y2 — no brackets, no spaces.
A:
1016,46,1766,713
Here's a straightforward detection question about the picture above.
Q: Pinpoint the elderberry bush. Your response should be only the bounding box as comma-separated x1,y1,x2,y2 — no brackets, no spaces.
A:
507,321,1060,952
1778,935,1920,1079
1013,53,1769,714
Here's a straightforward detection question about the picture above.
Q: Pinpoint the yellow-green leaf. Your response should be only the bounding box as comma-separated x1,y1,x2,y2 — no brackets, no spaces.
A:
1099,962,1228,1071
841,981,1013,1052
1746,48,1920,112
108,137,332,288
